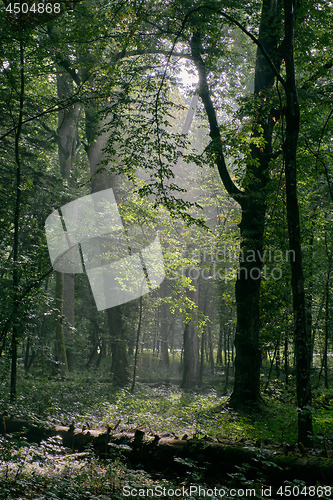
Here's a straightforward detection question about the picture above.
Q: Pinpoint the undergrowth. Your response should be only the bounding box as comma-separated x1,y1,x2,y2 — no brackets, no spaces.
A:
1,373,332,446
0,373,332,499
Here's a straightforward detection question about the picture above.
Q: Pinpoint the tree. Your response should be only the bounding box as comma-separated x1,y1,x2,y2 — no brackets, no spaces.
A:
187,0,284,407
129,1,325,443
282,0,313,445
54,51,81,372
10,38,25,401
0,1,330,444
0,19,70,394
181,273,200,389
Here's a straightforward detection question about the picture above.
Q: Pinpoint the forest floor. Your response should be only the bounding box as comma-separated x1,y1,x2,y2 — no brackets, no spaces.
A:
0,370,333,499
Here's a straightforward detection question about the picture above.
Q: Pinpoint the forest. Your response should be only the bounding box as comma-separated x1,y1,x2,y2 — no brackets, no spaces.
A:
0,0,332,498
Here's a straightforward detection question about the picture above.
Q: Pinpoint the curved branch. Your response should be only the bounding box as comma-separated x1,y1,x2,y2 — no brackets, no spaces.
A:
216,8,285,89
148,5,285,89
191,31,243,204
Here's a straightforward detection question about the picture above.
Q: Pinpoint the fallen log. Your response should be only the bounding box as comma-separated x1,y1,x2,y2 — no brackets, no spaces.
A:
1,416,332,485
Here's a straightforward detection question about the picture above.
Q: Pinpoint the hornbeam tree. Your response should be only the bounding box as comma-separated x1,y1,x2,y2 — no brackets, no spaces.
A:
189,0,313,442
189,0,284,407
134,0,319,443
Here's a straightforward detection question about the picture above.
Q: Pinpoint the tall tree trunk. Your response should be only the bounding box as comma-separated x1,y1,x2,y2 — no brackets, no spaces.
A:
318,236,331,389
217,291,224,365
265,341,279,391
159,280,170,367
54,68,81,371
284,334,289,387
231,0,283,407
207,323,214,374
224,324,231,394
107,307,128,386
283,0,313,445
182,322,200,389
217,323,223,365
56,69,80,181
181,275,200,389
131,295,143,392
276,344,281,379
84,97,129,386
55,272,69,376
200,325,205,383
10,41,24,402
63,273,75,370
231,200,265,405
324,243,331,389
191,0,283,407
306,220,315,366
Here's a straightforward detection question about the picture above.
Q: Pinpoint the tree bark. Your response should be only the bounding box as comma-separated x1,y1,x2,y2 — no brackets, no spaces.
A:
107,306,129,386
1,417,332,484
54,68,81,371
159,280,170,367
131,296,143,392
10,41,25,402
207,322,214,374
56,69,80,181
50,27,130,384
283,0,313,446
84,93,130,386
318,242,331,389
63,273,75,370
55,271,69,376
181,275,200,389
284,335,289,387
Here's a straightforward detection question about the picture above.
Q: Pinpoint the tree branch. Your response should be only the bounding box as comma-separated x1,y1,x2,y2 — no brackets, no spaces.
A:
0,92,83,142
55,54,81,86
143,5,286,89
114,49,193,63
190,31,243,204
